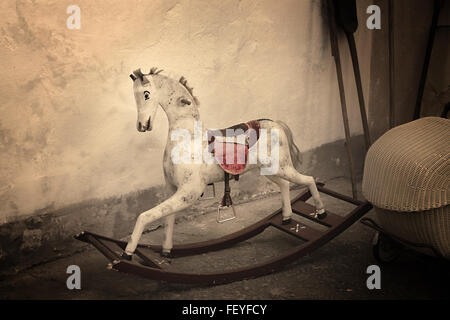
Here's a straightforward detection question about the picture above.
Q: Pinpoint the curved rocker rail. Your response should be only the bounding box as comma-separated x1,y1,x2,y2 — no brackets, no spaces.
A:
75,185,372,285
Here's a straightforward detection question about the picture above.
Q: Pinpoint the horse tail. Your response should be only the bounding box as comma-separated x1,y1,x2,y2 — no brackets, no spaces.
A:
275,120,303,171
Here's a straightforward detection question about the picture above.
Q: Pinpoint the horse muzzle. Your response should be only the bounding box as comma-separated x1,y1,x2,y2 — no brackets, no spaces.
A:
137,117,152,132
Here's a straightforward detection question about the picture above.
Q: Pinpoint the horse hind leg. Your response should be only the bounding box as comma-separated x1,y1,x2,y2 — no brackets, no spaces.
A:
276,166,326,218
265,175,293,223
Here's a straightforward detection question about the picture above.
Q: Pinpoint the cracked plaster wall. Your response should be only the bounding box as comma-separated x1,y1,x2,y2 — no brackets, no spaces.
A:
0,0,374,224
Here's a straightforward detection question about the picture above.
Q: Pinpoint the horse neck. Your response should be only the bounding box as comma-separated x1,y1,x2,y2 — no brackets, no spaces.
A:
162,107,200,155
159,80,201,135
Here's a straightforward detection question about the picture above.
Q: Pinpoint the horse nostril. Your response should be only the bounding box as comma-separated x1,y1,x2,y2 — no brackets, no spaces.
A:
137,119,150,132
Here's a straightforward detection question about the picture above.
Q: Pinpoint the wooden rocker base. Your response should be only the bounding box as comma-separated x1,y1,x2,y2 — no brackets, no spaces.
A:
75,184,372,285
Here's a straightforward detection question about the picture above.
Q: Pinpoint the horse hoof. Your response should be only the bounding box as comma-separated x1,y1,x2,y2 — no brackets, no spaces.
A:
282,218,292,225
121,252,132,261
161,251,173,258
317,211,327,220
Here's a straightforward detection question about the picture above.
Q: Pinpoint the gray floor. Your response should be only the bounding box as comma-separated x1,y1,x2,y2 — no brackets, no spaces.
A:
0,177,449,300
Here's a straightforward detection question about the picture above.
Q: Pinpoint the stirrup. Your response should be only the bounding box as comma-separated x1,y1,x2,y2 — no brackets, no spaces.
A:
217,204,236,223
200,183,216,200
217,171,236,223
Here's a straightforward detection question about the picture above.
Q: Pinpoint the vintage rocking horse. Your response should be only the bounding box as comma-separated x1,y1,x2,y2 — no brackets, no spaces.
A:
75,67,372,284
122,67,326,260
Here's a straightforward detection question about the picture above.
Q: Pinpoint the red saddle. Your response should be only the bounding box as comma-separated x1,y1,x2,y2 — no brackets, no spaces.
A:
207,120,261,175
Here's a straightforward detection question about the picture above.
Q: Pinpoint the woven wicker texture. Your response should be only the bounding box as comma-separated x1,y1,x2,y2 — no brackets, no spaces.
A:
363,117,449,212
375,206,449,259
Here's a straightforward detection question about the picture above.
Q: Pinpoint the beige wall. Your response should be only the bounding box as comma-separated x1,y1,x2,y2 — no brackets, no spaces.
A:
0,0,374,223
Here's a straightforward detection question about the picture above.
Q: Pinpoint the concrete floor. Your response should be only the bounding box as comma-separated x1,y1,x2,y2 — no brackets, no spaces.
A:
0,178,449,300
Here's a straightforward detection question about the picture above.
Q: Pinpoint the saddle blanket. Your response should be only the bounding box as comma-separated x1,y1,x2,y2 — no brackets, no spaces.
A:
213,142,249,175
208,120,261,175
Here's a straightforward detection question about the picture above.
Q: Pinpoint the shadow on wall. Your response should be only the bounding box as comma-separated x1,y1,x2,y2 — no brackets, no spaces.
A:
367,0,449,140
421,0,450,118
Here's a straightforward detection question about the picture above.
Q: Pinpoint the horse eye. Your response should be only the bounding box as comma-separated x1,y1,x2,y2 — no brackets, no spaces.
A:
144,91,150,100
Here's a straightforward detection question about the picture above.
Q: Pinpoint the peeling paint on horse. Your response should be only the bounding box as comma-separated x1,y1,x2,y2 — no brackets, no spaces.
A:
124,69,325,256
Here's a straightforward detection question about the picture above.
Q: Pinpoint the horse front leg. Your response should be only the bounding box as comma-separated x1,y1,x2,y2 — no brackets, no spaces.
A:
123,184,205,259
162,214,175,257
162,183,177,257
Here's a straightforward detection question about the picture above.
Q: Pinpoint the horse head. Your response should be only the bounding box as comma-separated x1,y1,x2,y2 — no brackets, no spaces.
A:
129,68,164,132
130,67,200,132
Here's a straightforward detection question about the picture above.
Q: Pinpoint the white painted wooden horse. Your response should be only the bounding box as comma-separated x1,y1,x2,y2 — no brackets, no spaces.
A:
123,68,325,260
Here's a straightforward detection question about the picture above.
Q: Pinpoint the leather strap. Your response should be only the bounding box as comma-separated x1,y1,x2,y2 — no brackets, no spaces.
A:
221,172,233,207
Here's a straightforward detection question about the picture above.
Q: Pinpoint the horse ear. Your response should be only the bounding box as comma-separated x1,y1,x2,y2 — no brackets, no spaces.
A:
133,69,148,83
130,74,137,81
133,69,149,85
133,69,143,78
